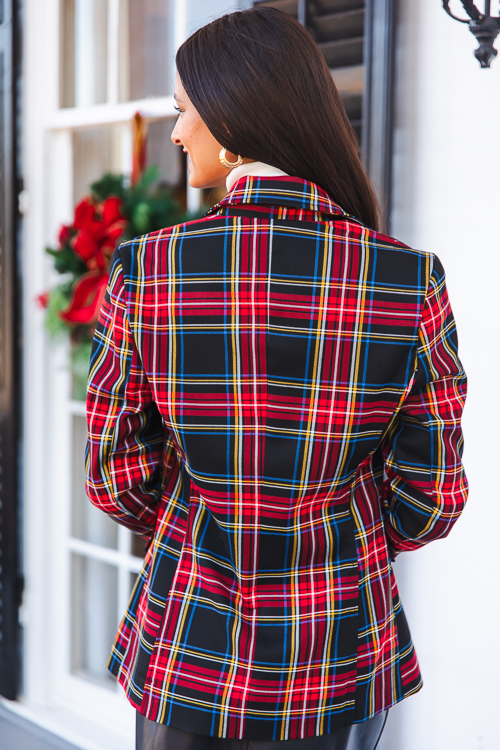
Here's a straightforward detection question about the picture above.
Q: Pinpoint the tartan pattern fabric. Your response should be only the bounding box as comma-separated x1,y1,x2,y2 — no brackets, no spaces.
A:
86,176,467,740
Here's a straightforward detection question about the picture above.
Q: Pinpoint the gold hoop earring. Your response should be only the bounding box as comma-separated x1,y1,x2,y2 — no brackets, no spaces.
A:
219,148,243,170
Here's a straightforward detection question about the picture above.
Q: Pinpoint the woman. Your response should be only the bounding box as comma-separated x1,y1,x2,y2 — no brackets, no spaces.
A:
86,8,467,750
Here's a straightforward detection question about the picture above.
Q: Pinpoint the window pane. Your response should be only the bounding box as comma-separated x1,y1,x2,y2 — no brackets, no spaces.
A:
71,554,118,686
130,532,146,559
130,571,139,595
60,0,109,108
123,0,174,101
73,125,124,204
60,0,76,108
72,415,118,549
146,119,182,186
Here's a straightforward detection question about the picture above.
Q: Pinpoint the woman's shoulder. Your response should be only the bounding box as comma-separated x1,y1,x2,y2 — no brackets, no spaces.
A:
349,222,431,258
356,223,438,271
123,214,221,249
115,213,225,269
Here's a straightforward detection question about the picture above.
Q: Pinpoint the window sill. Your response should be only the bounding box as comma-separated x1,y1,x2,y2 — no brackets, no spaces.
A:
0,697,134,750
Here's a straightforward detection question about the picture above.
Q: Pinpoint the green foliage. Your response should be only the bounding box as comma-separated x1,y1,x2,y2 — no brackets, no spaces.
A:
90,166,191,241
90,172,126,202
45,284,72,339
45,284,95,401
71,339,94,402
46,243,87,278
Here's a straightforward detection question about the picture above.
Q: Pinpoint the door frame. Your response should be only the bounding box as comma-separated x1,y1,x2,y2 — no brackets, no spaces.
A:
0,0,22,702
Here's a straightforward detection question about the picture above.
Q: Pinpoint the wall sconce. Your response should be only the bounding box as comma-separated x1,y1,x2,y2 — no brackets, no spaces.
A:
443,1,500,67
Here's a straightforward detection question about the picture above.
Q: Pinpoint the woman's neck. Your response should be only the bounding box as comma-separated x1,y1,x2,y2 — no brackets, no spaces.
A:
226,161,288,191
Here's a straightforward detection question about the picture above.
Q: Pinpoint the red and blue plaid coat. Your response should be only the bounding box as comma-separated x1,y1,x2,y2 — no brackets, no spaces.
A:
86,176,467,740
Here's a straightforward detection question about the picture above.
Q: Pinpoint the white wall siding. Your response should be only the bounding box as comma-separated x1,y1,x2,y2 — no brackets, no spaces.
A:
381,1,500,748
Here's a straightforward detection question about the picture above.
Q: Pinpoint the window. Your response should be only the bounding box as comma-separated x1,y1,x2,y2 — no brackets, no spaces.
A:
60,0,176,109
126,0,175,101
55,0,192,700
70,412,143,688
60,0,110,107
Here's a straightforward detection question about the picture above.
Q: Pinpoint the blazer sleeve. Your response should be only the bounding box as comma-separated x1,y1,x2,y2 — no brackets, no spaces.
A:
381,255,468,558
85,248,175,539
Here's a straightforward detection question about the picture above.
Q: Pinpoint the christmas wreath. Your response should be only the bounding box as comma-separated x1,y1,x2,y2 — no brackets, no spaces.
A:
39,165,192,399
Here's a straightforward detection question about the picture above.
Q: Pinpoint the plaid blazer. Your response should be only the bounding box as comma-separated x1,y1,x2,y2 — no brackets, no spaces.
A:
86,176,467,740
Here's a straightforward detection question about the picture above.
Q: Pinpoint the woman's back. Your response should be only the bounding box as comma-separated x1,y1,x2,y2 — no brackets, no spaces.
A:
86,174,467,740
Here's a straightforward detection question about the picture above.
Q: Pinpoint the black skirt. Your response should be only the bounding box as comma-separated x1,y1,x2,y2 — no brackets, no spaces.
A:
136,712,388,750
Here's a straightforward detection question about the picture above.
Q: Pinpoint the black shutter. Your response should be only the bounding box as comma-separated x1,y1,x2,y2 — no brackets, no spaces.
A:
361,0,395,225
253,0,396,227
0,0,21,700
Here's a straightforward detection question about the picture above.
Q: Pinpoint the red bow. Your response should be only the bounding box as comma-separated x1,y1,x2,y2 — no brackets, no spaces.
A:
59,271,109,325
72,196,126,271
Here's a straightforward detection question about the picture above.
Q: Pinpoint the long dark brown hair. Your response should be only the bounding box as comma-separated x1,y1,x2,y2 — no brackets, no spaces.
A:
176,7,381,231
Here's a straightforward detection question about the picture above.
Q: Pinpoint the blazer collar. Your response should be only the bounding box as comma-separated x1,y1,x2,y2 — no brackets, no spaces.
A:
204,175,352,221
